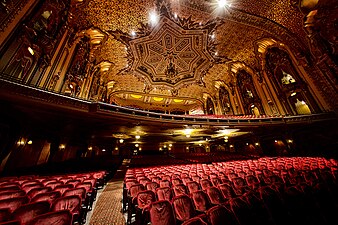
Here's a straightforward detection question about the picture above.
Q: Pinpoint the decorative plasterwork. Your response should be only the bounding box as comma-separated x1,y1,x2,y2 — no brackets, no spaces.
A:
110,5,227,89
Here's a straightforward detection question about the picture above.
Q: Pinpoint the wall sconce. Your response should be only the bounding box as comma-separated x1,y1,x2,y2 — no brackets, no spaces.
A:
27,140,33,145
59,144,65,150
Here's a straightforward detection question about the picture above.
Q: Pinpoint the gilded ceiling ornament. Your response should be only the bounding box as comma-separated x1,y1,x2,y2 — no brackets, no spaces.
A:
109,3,228,90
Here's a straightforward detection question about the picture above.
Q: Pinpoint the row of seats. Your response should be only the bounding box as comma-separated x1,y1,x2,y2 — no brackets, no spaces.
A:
0,171,107,225
124,157,337,225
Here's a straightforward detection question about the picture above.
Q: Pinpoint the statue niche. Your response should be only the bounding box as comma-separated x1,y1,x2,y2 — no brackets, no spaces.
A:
236,70,263,115
265,47,319,115
219,86,233,115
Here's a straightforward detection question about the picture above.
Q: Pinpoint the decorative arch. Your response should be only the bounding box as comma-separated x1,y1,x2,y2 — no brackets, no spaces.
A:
236,70,264,115
219,86,234,115
264,47,320,115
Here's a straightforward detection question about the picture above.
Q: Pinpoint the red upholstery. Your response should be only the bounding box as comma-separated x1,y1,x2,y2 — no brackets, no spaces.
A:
191,191,211,212
45,182,63,190
200,179,212,191
22,184,44,194
129,184,145,199
21,181,41,188
173,184,188,196
0,191,26,201
181,217,208,225
159,180,170,188
28,210,72,225
145,182,159,192
0,221,20,225
206,205,239,225
0,209,10,222
172,195,196,222
27,188,51,199
136,190,156,209
52,196,81,217
187,182,201,194
172,178,182,186
156,187,173,201
149,200,176,225
0,197,29,213
206,187,226,205
125,181,138,190
218,184,236,199
65,180,81,187
0,186,21,193
63,188,86,200
12,201,50,225
31,191,61,204
54,185,74,195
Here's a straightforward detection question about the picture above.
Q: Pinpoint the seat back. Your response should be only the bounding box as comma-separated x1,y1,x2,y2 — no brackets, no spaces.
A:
22,184,43,194
27,187,51,199
129,184,145,198
156,187,173,201
76,182,92,193
207,205,238,225
206,187,225,205
181,217,208,225
187,181,201,194
28,210,72,225
0,196,29,213
63,187,86,199
54,184,73,195
136,190,156,209
45,182,63,190
0,190,26,201
31,191,61,204
172,195,195,222
149,200,176,225
145,182,159,192
52,196,81,214
191,190,211,212
173,184,188,196
12,201,50,225
200,179,212,191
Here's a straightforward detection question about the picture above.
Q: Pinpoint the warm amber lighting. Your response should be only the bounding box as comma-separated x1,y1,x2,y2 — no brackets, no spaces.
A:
159,147,162,151
153,97,163,102
119,139,124,143
275,140,278,143
230,145,234,147
199,143,202,146
255,142,259,146
102,149,106,152
131,94,142,99
115,147,119,150
291,92,297,96
59,144,65,149
173,99,184,103
28,47,34,55
287,139,293,143
169,144,172,147
135,135,140,139
88,147,93,150
27,140,33,145
224,139,228,142
163,145,167,148
135,144,139,147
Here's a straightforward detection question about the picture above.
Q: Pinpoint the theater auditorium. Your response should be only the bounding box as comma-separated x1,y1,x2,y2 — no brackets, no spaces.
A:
0,0,337,224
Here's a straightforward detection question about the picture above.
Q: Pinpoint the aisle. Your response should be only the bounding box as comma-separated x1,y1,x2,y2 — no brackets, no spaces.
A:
88,179,125,225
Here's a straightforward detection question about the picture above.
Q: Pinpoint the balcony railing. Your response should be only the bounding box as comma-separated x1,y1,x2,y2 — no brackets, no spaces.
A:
0,78,336,126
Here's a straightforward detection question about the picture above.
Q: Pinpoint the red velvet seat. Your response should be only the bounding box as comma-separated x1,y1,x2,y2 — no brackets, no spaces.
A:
133,190,156,225
0,221,20,225
218,184,236,199
149,200,176,225
54,185,74,195
206,205,239,225
52,196,81,224
0,196,29,213
159,180,170,188
206,187,226,205
172,194,196,222
0,209,11,222
65,180,81,187
21,181,41,188
27,210,72,225
156,187,173,201
12,201,50,225
31,191,61,204
200,179,212,191
45,182,63,190
173,184,188,196
182,217,208,225
145,182,159,193
22,184,44,194
0,190,26,201
172,178,182,186
191,190,211,212
187,181,201,194
27,188,51,199
0,186,21,193
76,182,95,210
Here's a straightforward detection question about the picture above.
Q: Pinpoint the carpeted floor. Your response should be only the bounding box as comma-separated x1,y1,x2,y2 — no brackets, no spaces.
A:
88,179,125,225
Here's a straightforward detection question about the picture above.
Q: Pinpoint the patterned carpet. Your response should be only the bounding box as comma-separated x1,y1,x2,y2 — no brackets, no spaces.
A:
89,179,125,225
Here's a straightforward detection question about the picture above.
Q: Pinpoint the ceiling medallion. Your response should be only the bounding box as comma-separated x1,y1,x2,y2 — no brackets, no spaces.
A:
109,3,228,89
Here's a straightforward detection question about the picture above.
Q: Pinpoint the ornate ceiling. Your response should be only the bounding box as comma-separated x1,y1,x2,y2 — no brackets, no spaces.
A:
69,0,308,111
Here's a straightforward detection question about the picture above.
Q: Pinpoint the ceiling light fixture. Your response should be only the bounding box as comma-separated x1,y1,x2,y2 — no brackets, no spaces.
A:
149,11,159,25
119,139,124,143
135,135,140,139
27,140,33,145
